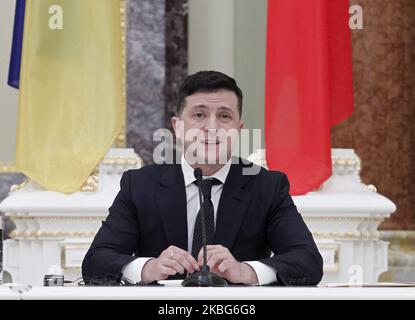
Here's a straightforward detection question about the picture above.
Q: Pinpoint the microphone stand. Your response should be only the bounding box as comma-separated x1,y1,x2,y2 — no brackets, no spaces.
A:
182,169,228,287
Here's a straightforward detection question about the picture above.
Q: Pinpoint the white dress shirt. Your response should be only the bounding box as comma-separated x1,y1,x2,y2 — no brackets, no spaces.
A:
122,155,277,285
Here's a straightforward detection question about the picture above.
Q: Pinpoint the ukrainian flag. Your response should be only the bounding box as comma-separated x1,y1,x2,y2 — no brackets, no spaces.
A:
8,0,25,89
15,0,125,193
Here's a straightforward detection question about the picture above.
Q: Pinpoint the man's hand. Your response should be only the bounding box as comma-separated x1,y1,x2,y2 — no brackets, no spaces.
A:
141,245,200,283
198,245,259,284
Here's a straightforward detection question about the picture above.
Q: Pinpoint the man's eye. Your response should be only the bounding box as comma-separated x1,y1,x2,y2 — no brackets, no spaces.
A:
221,113,231,119
194,112,204,118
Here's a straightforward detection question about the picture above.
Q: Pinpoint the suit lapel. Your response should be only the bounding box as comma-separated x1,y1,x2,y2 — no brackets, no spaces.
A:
156,164,188,251
214,159,252,251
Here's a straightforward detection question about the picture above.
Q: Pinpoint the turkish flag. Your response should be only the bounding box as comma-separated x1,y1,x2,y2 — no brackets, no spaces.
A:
265,0,354,195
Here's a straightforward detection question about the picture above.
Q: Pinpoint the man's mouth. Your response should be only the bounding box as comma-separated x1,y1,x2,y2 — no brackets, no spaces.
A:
202,139,221,145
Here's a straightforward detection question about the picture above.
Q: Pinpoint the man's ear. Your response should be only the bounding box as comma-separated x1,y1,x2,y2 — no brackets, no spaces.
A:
171,116,181,139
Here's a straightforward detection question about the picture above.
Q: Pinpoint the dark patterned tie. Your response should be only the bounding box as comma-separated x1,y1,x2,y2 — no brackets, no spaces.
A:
191,178,222,259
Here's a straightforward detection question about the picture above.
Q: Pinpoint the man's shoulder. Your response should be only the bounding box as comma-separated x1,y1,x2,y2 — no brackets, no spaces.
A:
123,162,175,180
237,159,290,197
122,158,288,184
236,157,286,181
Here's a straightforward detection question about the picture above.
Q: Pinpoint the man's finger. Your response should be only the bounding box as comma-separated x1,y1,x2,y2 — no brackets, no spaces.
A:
163,245,185,257
198,247,229,264
206,248,228,257
205,246,229,256
218,259,232,273
165,246,200,270
180,251,200,270
197,248,219,263
159,265,177,276
207,253,228,270
206,245,225,250
160,257,185,274
171,252,198,273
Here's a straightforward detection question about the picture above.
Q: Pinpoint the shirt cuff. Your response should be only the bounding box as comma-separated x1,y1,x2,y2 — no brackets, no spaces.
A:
121,257,153,283
243,261,277,285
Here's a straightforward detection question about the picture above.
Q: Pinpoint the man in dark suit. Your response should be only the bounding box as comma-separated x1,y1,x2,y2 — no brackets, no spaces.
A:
82,71,323,286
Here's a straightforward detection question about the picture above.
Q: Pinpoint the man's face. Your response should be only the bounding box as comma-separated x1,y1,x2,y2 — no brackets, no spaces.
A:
171,89,243,165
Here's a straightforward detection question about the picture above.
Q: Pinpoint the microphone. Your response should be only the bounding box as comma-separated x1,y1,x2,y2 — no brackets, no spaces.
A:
182,168,227,287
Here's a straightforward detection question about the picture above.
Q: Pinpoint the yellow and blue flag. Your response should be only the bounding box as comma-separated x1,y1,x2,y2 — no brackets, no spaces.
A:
8,0,26,89
13,0,125,193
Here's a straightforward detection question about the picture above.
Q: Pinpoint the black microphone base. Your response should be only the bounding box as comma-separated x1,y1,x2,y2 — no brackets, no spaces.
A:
181,270,228,287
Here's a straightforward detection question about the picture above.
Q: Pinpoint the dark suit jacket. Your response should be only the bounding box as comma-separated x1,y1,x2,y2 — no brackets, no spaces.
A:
82,158,323,286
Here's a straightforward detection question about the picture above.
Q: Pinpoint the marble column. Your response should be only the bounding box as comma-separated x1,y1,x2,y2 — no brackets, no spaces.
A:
126,0,166,164
164,0,188,130
126,0,188,164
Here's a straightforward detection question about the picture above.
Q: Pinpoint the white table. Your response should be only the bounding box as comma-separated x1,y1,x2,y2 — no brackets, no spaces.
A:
0,285,25,300
19,286,415,300
2,280,415,300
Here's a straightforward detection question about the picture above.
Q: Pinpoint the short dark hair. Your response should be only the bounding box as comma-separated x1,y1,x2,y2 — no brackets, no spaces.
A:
176,70,243,117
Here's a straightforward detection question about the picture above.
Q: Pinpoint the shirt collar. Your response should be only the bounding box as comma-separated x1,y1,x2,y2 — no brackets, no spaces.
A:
180,154,231,187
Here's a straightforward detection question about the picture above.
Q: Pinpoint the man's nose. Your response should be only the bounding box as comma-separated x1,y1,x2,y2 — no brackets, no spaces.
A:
203,115,219,131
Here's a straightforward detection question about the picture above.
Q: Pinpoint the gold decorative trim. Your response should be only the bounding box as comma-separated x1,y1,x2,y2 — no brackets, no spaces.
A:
80,167,99,192
102,155,143,167
10,228,377,241
8,215,106,221
380,230,415,240
366,184,377,193
317,243,340,250
313,231,361,240
9,230,97,239
7,216,35,220
250,154,363,172
8,230,17,238
334,154,378,193
10,179,29,192
248,151,380,193
312,231,379,241
304,216,384,222
0,162,17,173
331,156,361,171
115,0,127,148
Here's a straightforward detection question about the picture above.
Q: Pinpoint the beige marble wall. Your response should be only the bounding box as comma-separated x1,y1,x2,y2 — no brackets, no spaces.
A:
379,231,415,282
332,0,415,230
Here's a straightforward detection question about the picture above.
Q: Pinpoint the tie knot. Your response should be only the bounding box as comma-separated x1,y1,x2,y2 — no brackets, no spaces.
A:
194,178,221,200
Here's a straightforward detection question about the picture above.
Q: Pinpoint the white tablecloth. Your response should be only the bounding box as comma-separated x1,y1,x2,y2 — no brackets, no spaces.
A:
0,285,25,300
18,286,415,300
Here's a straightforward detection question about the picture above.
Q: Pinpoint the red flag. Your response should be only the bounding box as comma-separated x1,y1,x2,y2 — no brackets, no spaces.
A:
265,0,354,195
